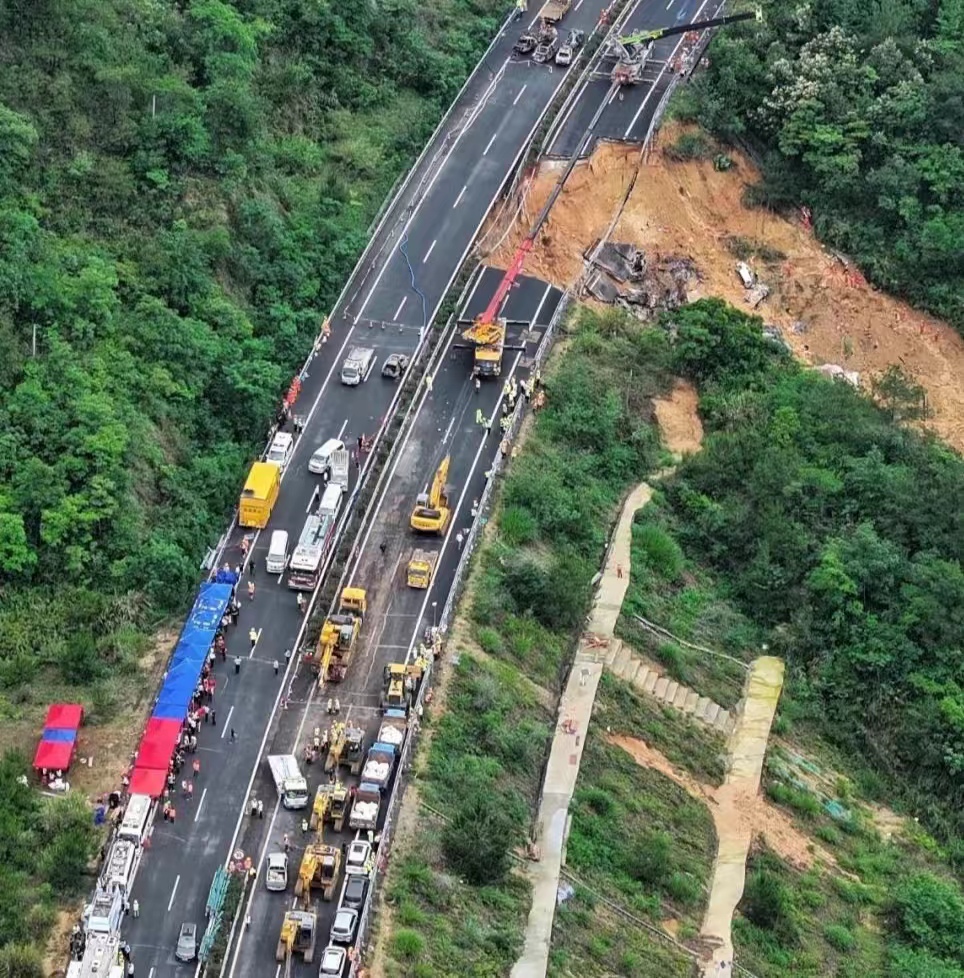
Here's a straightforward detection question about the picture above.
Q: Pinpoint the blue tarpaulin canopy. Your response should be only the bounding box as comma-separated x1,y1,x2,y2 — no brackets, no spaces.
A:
41,727,77,743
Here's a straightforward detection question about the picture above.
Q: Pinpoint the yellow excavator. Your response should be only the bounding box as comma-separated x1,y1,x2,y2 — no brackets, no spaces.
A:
311,587,366,684
276,910,316,967
294,842,341,903
308,780,349,833
410,457,451,534
325,721,365,777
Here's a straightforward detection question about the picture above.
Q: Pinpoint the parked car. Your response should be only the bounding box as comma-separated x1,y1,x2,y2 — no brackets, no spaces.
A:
381,353,409,380
265,852,288,891
330,907,359,945
345,839,371,876
175,922,197,962
319,944,347,976
341,875,368,910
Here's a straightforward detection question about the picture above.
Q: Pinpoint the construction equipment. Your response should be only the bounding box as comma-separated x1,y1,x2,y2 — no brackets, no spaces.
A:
380,662,425,713
539,0,571,22
309,587,367,683
609,9,762,85
348,783,382,832
276,910,316,966
325,722,365,776
407,549,439,589
294,843,342,903
410,457,451,534
309,782,349,833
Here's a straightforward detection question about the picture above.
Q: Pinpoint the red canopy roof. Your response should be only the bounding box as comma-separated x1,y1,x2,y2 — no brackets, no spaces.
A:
129,766,168,799
44,703,83,730
33,739,76,772
137,717,182,771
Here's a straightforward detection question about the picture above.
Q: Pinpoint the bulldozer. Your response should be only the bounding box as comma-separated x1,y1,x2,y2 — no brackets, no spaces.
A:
294,843,341,903
410,457,451,534
380,661,425,713
276,909,316,966
311,587,366,684
325,722,365,777
309,781,349,833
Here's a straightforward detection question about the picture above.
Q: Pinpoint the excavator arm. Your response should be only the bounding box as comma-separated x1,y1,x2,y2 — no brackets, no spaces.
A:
619,8,761,46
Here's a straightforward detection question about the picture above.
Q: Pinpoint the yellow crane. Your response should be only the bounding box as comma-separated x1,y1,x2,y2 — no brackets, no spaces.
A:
410,456,451,534
309,587,366,684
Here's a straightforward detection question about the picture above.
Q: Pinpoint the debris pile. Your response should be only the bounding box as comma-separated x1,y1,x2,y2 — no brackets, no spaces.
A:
584,241,700,318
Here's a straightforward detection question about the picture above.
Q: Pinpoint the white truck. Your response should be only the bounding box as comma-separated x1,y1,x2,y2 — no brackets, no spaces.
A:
361,742,397,791
267,754,309,809
348,782,381,832
329,448,350,492
340,347,376,386
377,710,408,752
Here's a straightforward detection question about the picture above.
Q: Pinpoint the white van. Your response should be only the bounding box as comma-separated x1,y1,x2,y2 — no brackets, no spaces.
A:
118,793,153,843
265,530,289,574
308,438,345,476
266,432,294,468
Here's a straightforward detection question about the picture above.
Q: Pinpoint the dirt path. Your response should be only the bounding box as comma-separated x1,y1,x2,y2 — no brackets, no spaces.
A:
699,656,785,973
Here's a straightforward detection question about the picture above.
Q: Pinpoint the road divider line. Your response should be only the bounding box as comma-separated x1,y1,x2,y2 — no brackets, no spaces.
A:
306,485,320,514
453,185,468,208
248,627,263,659
483,132,498,155
167,875,179,913
422,239,437,263
393,295,408,320
220,705,235,739
513,84,527,106
194,787,207,823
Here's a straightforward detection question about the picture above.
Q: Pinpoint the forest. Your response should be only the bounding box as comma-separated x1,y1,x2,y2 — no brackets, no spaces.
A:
0,0,503,693
682,0,964,330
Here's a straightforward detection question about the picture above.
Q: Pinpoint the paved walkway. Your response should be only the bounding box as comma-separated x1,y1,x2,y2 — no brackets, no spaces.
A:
511,482,653,978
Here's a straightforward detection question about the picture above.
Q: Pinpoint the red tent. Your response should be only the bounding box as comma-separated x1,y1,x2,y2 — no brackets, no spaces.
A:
129,766,168,799
136,717,182,771
44,703,84,730
33,739,75,772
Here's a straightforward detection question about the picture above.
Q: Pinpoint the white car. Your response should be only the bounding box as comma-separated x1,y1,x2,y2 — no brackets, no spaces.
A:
345,839,371,876
265,852,288,891
319,944,347,976
330,907,358,944
308,438,345,475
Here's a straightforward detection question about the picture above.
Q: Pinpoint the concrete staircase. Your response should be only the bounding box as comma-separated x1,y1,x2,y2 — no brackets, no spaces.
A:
603,638,736,736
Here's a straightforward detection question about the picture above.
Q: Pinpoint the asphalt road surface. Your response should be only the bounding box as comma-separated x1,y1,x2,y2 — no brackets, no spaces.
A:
226,268,562,978
122,0,607,970
548,0,719,157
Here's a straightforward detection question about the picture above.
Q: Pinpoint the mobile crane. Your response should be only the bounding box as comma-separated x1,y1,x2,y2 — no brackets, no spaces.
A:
609,9,762,85
307,586,366,684
410,457,451,534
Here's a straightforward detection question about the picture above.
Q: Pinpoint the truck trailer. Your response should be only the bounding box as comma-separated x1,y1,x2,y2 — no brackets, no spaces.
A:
268,754,309,809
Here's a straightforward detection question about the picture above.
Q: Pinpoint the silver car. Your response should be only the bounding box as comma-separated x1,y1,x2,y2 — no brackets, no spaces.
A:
319,944,347,976
175,922,197,962
330,907,358,945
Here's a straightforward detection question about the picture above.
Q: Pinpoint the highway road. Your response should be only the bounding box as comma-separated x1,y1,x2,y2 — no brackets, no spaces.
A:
548,0,718,157
120,0,609,972
226,268,563,978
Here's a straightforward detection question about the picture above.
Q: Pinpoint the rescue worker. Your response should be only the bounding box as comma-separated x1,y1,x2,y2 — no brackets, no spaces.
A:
192,758,200,778
249,626,258,649
475,408,484,426
234,656,242,675
247,579,256,600
297,593,306,614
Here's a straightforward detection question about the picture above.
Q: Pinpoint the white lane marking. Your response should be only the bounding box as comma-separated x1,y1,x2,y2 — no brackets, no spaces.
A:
248,627,263,659
220,705,235,739
513,84,527,106
623,0,711,139
441,412,457,445
167,875,180,913
393,295,408,320
575,0,585,8
194,787,207,823
306,485,320,514
667,0,674,7
353,58,509,324
483,132,498,156
404,350,525,663
453,185,468,208
149,968,155,978
422,239,437,264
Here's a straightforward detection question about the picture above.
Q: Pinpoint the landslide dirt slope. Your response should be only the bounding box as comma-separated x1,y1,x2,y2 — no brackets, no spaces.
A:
485,128,964,452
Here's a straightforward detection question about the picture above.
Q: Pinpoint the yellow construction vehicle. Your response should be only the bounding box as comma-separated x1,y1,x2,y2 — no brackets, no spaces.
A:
308,781,349,833
324,722,365,777
461,319,506,377
276,909,316,966
407,548,440,589
410,457,451,534
310,587,366,684
294,843,341,903
380,661,426,713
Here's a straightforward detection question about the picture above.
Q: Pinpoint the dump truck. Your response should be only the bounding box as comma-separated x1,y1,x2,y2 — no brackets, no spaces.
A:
268,754,309,810
377,710,408,754
340,347,375,386
309,782,349,833
309,587,367,684
276,910,316,965
325,723,365,777
539,0,571,22
406,549,439,589
239,461,281,528
361,742,397,791
410,457,451,534
294,843,341,903
348,782,382,832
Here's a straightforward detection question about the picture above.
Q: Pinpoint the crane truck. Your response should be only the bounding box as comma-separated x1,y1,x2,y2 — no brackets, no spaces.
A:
308,587,367,683
410,457,451,534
